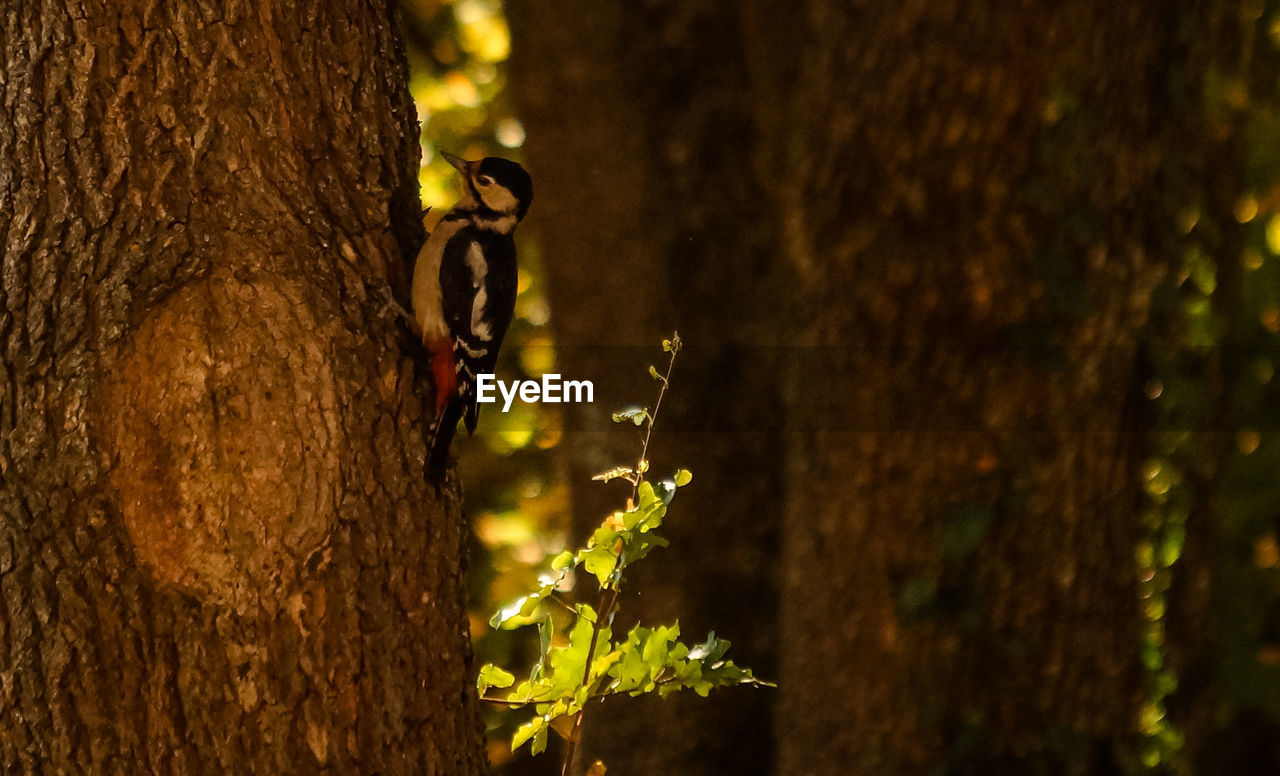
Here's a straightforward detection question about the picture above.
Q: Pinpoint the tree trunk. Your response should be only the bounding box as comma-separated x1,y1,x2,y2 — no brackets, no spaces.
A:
766,3,1185,771
512,1,1222,774
0,2,484,773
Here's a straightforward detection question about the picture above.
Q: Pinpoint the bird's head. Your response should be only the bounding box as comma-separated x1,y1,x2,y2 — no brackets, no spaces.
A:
443,152,534,223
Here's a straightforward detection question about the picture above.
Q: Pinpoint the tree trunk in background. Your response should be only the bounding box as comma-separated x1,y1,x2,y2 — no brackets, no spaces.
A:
762,3,1196,772
513,1,1223,774
0,2,484,773
509,2,788,774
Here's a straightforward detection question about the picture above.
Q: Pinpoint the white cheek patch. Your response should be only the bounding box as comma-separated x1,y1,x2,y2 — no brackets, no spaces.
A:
466,242,493,341
479,185,519,216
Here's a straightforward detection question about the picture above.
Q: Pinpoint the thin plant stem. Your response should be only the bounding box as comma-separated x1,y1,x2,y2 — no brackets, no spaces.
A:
559,334,680,776
630,335,679,508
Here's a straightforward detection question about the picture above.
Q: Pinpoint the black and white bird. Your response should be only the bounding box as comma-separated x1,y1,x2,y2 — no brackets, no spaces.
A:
412,151,533,473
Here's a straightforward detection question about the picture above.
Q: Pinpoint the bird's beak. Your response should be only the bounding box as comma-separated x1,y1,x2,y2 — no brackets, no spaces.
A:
441,151,474,177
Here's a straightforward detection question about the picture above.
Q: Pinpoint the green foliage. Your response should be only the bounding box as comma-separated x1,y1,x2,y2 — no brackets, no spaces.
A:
1134,12,1280,769
610,406,649,426
475,334,772,769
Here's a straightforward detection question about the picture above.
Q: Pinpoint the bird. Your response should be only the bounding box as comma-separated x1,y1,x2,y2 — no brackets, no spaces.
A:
412,151,533,474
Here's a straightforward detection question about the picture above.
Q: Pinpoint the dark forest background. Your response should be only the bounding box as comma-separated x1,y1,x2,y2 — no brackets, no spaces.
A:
405,1,1280,774
3,1,1278,774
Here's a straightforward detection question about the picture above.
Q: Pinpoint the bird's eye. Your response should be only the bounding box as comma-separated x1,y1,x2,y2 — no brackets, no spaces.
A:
478,175,494,187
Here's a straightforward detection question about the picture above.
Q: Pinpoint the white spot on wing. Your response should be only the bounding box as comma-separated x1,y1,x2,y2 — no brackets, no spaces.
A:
466,242,493,341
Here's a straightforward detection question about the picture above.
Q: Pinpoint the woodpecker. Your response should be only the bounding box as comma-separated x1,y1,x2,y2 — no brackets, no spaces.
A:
412,152,533,473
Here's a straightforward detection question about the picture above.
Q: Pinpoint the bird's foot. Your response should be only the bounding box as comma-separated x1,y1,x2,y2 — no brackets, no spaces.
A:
373,287,422,339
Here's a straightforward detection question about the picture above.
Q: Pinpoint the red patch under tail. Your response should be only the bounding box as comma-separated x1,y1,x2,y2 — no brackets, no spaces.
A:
429,338,457,413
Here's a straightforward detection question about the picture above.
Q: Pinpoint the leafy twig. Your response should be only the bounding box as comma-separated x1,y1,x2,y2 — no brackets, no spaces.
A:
475,333,771,774
562,333,679,776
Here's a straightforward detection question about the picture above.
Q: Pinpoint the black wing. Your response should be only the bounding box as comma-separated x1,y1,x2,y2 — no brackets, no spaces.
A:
438,228,518,433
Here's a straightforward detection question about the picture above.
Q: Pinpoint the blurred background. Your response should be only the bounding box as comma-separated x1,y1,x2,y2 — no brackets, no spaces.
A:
402,2,1280,774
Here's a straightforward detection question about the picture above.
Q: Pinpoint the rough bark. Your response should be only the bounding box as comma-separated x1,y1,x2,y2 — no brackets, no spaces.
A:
0,2,484,773
512,1,1217,774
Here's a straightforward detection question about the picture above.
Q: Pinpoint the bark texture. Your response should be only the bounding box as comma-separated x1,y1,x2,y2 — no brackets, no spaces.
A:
0,2,484,773
511,1,1219,774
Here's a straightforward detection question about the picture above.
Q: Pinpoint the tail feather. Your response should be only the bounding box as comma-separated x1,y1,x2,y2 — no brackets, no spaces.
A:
427,334,487,477
461,379,479,435
427,398,464,478
455,350,481,435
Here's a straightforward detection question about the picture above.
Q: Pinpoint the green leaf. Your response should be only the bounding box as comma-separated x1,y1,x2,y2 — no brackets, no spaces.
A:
637,481,660,509
622,506,643,530
547,630,591,692
611,642,652,693
542,613,611,699
575,603,598,624
508,680,534,703
662,339,672,352
611,406,649,425
592,466,636,483
582,542,618,586
531,614,554,681
633,482,668,530
641,623,677,667
489,593,541,629
621,533,667,567
592,647,623,679
488,565,570,630
531,724,550,755
649,365,662,380
486,568,568,635
550,550,575,571
477,664,516,694
673,469,692,487
592,520,621,545
512,716,545,752
687,632,730,663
